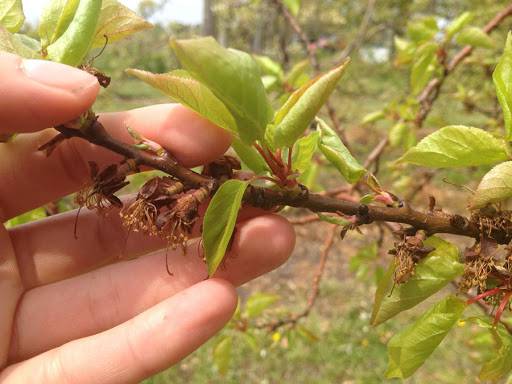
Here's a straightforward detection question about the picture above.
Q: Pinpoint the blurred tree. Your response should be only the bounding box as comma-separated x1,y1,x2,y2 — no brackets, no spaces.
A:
203,0,217,38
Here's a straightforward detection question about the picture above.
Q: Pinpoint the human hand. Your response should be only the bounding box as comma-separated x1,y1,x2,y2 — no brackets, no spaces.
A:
0,52,295,383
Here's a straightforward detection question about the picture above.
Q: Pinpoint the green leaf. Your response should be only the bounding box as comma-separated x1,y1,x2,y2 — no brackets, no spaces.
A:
457,27,494,49
396,125,511,167
253,54,283,78
39,0,80,51
361,110,385,125
316,118,367,184
284,58,309,86
317,212,350,226
245,293,281,318
203,179,249,276
494,32,512,140
0,24,39,58
6,207,47,228
292,131,318,174
407,17,438,43
349,243,378,272
471,161,512,209
297,326,320,343
411,42,437,95
0,0,24,33
299,161,318,190
466,317,512,381
445,12,473,38
388,122,406,148
273,58,350,148
91,0,153,49
126,69,237,134
231,137,269,175
283,0,300,17
47,0,102,66
171,37,273,145
14,34,40,52
212,335,232,377
385,295,466,379
371,237,464,327
261,75,280,92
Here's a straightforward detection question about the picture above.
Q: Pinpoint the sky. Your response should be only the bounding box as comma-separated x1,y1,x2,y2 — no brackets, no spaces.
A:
21,0,203,26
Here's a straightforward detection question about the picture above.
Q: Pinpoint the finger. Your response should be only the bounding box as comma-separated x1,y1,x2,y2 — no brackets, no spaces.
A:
8,214,294,362
0,52,100,133
3,279,237,384
0,104,231,221
9,197,272,289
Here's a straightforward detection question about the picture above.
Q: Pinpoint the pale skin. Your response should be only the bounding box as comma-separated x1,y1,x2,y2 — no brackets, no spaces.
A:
0,52,295,383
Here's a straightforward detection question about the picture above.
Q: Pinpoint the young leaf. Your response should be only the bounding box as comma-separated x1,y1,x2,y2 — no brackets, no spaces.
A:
407,18,438,43
396,125,511,167
385,295,466,379
203,179,249,276
231,137,269,175
91,0,153,49
371,237,464,327
457,27,494,49
273,58,350,148
297,326,320,343
388,121,406,148
14,34,41,52
245,293,281,318
283,0,300,17
47,0,102,66
126,69,237,134
494,32,512,140
253,54,283,78
212,335,232,377
171,37,273,145
0,0,25,33
0,24,39,58
445,12,473,38
361,110,385,125
292,131,318,174
39,0,80,51
465,316,512,381
317,212,350,226
471,161,512,209
284,58,309,86
316,118,367,184
411,42,437,95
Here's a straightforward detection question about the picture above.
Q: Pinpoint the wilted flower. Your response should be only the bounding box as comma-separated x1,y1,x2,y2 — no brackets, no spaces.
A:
75,161,132,216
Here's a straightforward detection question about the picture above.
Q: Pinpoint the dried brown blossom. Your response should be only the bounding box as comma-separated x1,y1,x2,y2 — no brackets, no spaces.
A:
75,161,134,216
458,237,498,293
389,231,435,285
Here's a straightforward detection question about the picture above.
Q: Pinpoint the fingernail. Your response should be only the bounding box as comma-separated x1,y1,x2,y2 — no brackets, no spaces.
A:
21,59,98,93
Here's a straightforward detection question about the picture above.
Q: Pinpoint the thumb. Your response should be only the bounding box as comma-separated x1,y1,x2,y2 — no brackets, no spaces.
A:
0,52,100,133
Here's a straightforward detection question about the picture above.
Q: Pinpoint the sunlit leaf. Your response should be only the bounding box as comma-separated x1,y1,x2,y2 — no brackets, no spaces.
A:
388,122,406,148
0,0,24,33
445,12,473,38
466,316,512,381
171,37,273,145
285,58,309,86
91,0,153,49
494,32,512,140
39,0,80,51
253,54,283,78
292,131,318,174
273,58,350,148
411,42,437,95
371,237,464,327
396,125,511,167
212,335,232,377
47,0,102,65
361,110,385,125
14,33,40,52
471,161,512,209
316,118,367,184
407,17,438,43
245,293,281,318
231,137,269,174
203,180,249,275
385,295,466,379
457,27,494,49
126,69,237,134
0,24,39,58
283,0,300,17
